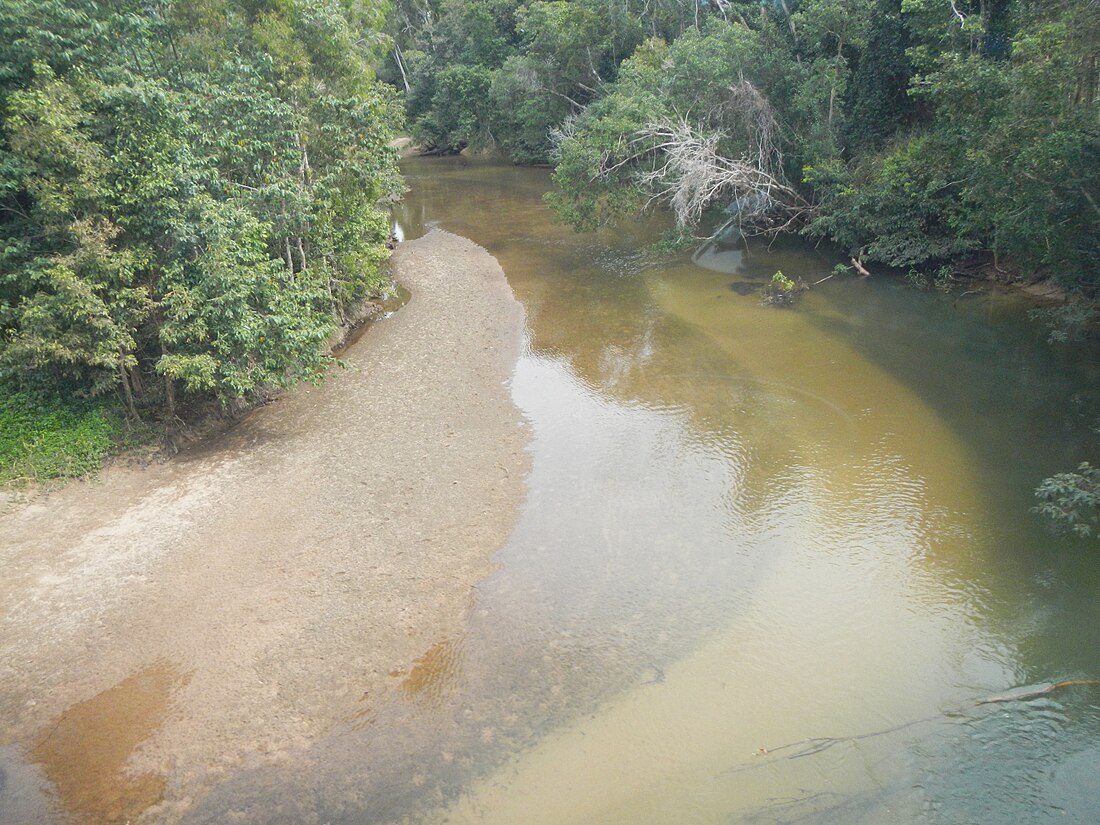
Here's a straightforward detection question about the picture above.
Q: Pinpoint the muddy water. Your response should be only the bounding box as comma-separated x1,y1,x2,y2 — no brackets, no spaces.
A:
188,156,1100,824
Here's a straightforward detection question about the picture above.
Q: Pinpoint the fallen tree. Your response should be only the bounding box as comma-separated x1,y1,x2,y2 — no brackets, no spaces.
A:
554,79,816,240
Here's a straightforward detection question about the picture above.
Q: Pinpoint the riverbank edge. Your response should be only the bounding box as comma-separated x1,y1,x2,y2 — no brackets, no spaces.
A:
0,251,403,501
0,228,532,824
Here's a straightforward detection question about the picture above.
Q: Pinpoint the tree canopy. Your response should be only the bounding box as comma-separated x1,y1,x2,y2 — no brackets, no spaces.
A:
0,0,401,418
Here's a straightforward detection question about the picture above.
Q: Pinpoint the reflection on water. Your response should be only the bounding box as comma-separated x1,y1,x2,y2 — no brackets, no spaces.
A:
188,156,1100,824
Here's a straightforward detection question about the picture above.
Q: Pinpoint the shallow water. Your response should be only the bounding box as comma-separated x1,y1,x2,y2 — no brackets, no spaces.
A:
189,156,1100,824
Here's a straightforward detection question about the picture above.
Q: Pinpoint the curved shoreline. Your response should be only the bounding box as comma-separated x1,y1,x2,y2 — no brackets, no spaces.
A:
0,229,530,824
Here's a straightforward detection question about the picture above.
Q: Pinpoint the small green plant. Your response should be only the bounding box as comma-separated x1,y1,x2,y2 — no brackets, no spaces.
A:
645,229,697,255
1034,462,1100,538
933,265,955,293
761,270,806,306
905,267,930,290
905,265,956,293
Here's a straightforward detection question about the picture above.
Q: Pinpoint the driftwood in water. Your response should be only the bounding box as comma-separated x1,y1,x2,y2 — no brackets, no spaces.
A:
744,679,1100,765
974,679,1100,705
850,256,872,278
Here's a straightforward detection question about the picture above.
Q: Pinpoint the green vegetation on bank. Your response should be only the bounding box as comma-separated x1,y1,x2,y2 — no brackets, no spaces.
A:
0,0,401,481
0,385,122,483
0,1,399,410
1034,462,1100,539
2,0,1097,538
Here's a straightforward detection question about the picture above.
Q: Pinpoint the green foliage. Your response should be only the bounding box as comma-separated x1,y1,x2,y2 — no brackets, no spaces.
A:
158,196,334,399
1034,462,1100,538
904,264,955,292
907,20,1100,287
761,270,806,306
771,271,797,291
545,65,664,229
804,129,988,267
0,386,123,483
0,0,401,436
412,63,493,151
391,0,674,162
644,227,698,256
801,3,1100,279
844,0,913,151
546,25,791,231
397,0,1100,537
510,0,1100,295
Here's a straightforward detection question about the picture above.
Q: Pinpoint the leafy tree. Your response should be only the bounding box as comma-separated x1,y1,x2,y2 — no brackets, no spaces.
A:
0,0,401,423
844,0,913,151
158,195,333,402
534,0,1098,291
549,22,812,235
391,0,702,162
412,63,493,151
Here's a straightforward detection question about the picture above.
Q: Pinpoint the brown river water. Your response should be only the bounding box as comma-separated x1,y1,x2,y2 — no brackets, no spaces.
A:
108,157,1100,822
172,156,1100,824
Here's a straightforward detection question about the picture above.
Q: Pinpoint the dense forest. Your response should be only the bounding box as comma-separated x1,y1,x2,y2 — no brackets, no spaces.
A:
383,0,1100,534
388,0,1099,290
0,0,401,477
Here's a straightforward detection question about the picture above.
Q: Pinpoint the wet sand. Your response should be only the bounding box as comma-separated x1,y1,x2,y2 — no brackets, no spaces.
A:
0,230,529,824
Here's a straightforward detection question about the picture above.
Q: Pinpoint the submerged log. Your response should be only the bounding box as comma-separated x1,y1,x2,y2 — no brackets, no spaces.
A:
744,679,1100,766
975,679,1100,705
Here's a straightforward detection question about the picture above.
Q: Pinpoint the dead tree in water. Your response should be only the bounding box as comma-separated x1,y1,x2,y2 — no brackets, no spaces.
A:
586,80,815,240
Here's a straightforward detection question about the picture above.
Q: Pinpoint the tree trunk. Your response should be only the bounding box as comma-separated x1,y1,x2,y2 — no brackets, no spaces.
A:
119,348,138,419
778,0,798,46
828,39,843,129
161,342,176,420
299,136,312,186
393,43,411,94
132,360,146,396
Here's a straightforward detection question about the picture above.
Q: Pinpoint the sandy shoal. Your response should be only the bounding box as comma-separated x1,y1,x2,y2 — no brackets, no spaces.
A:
0,229,529,824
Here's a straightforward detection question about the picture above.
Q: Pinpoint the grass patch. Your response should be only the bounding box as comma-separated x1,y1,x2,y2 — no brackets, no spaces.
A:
0,388,127,484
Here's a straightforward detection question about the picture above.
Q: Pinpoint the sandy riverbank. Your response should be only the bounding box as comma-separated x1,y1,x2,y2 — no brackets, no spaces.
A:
0,230,529,824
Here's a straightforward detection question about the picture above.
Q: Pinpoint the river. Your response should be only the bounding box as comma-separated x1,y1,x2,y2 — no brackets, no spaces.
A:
181,156,1100,823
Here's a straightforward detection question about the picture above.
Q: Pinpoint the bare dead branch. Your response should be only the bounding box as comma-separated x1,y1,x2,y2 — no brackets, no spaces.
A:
575,81,815,238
